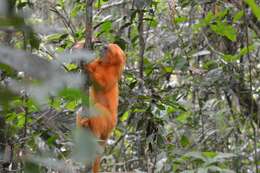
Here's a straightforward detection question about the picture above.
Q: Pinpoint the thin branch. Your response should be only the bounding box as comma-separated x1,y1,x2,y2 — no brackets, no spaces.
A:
202,33,228,65
49,7,76,37
95,0,131,16
21,94,28,149
108,134,125,154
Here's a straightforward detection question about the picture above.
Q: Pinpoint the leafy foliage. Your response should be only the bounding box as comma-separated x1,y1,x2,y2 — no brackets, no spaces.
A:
0,0,260,173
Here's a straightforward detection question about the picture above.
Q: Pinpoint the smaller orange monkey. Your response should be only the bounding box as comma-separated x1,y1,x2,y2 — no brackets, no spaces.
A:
76,43,126,173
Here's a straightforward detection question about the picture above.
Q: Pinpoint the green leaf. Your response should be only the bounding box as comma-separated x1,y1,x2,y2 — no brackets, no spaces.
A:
180,135,190,147
149,18,158,28
203,60,218,70
0,63,16,76
100,21,112,33
50,98,62,110
17,2,29,9
174,16,188,24
239,45,255,57
59,88,82,101
245,0,260,21
65,63,78,71
223,54,239,62
17,112,26,128
163,66,173,73
223,45,255,62
204,11,215,24
65,100,77,111
56,47,65,52
6,112,17,122
71,4,83,17
114,129,122,138
202,151,217,158
176,112,189,123
210,21,237,41
28,32,41,50
27,99,39,113
94,0,108,8
57,0,65,8
144,58,154,76
167,106,174,114
120,111,130,122
59,88,89,107
46,33,68,43
233,11,244,23
0,17,24,27
47,135,58,146
133,108,146,113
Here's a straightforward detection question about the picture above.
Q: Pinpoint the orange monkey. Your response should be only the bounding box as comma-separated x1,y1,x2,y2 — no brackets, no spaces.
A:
76,43,126,173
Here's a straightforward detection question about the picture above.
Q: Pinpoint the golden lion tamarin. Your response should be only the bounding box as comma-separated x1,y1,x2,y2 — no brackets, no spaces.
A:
76,43,126,172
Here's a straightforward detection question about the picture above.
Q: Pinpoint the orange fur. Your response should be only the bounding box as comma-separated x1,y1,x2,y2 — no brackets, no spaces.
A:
76,43,126,173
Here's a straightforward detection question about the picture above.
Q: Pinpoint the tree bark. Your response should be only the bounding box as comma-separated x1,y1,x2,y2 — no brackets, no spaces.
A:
84,0,94,51
138,10,145,81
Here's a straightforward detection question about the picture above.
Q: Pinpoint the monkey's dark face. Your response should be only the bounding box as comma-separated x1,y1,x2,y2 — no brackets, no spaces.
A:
101,44,125,65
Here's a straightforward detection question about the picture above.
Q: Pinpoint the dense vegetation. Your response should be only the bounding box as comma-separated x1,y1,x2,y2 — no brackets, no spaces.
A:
0,0,260,172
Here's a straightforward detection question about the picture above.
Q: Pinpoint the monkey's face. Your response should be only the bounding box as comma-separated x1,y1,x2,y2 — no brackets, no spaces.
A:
85,43,126,79
101,44,125,65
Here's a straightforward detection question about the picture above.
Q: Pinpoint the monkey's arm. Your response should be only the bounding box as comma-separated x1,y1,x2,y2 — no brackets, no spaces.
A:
86,62,119,90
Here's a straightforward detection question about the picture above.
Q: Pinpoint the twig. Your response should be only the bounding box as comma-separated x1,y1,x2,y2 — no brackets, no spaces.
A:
95,0,131,16
50,7,75,37
108,134,125,154
202,33,228,65
21,94,28,149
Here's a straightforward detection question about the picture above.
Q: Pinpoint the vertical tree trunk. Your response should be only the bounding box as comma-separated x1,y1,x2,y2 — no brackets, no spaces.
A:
138,10,145,81
84,0,94,51
82,1,95,172
137,8,146,171
83,0,95,106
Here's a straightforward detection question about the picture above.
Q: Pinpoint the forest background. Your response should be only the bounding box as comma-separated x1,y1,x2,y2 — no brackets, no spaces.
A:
0,0,260,172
